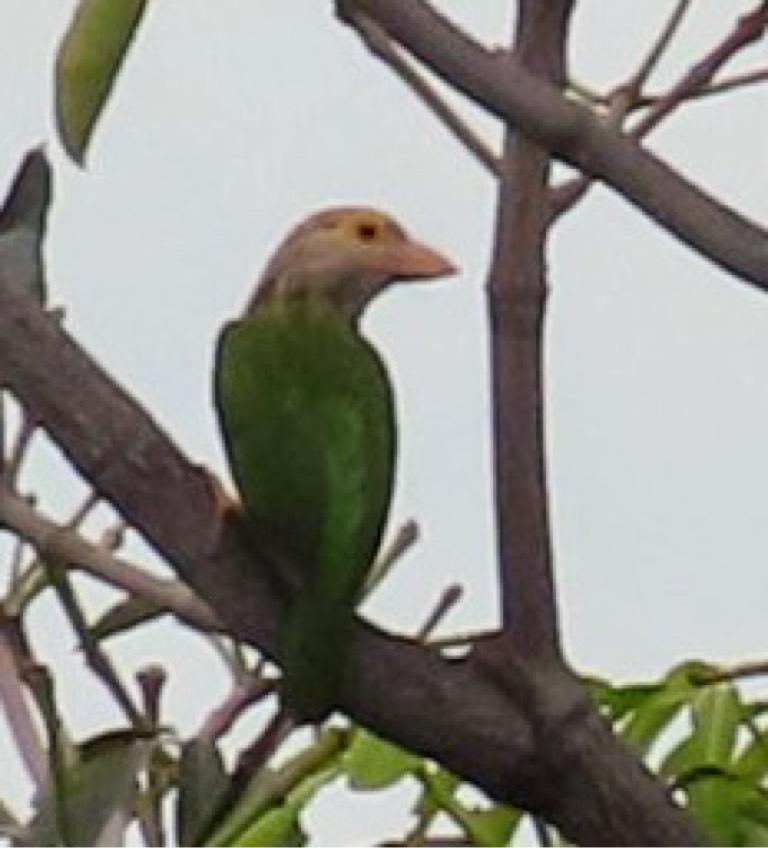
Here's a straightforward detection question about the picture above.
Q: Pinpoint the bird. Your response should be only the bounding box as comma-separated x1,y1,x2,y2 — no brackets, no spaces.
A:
213,206,455,722
0,147,52,305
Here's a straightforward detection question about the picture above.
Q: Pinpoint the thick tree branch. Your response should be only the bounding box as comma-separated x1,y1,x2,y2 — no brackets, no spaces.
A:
483,1,571,655
337,0,768,292
0,279,701,844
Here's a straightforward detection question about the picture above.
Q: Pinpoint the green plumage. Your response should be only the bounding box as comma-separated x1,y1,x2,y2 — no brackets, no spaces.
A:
214,298,396,721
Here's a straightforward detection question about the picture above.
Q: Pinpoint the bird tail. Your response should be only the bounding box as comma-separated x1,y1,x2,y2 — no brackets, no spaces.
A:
279,593,355,723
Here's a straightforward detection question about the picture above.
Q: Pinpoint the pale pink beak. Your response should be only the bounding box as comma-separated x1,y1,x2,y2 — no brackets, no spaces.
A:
377,239,457,282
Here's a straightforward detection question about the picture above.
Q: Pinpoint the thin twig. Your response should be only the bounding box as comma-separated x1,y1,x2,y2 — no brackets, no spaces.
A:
416,583,462,643
626,0,693,99
197,673,276,742
0,486,219,632
551,3,768,219
42,555,144,726
343,9,500,175
690,659,768,685
136,664,167,726
137,665,168,848
8,533,27,587
4,409,36,489
66,490,100,529
584,65,768,111
363,518,419,599
631,1,768,139
693,64,768,99
0,618,47,787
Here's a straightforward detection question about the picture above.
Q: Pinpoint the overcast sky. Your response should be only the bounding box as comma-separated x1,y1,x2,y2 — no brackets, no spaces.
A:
2,1,768,843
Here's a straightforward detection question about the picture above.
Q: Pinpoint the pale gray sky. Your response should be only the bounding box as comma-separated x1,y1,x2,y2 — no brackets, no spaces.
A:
2,1,768,844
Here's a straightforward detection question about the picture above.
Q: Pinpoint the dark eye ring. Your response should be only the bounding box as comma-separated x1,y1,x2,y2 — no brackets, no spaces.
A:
357,222,378,241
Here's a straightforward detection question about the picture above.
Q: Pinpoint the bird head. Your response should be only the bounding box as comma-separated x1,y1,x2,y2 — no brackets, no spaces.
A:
244,207,456,321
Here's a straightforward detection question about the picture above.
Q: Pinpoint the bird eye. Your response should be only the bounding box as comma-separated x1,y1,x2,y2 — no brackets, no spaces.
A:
356,221,379,242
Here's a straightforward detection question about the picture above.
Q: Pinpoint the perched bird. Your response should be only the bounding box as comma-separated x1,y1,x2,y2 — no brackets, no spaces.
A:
0,147,52,304
214,207,455,721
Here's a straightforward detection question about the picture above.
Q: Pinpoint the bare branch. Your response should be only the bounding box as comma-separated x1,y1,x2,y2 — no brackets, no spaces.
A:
630,1,768,139
4,409,36,489
625,0,693,99
42,556,144,726
481,1,572,654
338,0,768,292
0,486,219,632
0,619,47,787
197,672,275,742
343,10,500,175
552,2,768,218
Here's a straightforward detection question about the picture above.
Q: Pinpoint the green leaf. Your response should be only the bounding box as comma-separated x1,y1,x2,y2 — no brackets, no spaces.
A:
343,728,420,790
741,787,768,831
735,728,768,782
680,772,768,846
54,0,148,164
662,684,742,780
460,804,520,847
589,678,663,723
692,683,742,768
417,766,517,847
413,766,460,822
26,729,153,846
619,663,700,755
228,805,306,847
176,737,231,846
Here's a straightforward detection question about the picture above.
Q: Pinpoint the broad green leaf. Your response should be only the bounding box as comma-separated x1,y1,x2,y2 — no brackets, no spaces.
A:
460,804,520,847
55,0,148,164
619,663,700,754
662,684,742,779
176,737,231,846
683,772,768,846
343,728,420,790
691,684,742,768
229,805,306,847
26,729,152,846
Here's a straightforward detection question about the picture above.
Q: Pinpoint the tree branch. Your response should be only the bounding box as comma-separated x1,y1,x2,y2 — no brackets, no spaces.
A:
0,271,701,844
630,1,768,139
0,487,219,633
482,1,571,655
337,0,768,292
342,10,500,175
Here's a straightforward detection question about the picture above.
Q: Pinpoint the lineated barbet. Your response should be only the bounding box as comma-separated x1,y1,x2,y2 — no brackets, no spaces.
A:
214,207,455,721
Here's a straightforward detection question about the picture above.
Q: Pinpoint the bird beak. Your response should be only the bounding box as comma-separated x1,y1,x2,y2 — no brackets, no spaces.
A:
379,239,457,282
